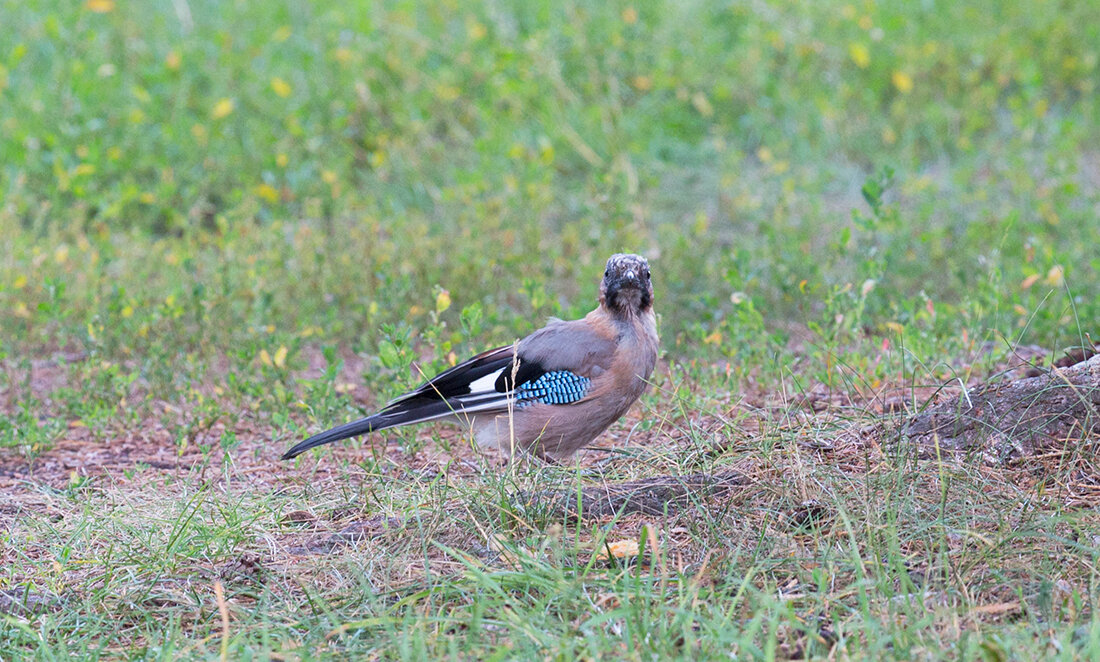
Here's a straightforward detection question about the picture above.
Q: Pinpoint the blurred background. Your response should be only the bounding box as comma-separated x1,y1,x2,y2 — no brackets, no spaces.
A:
3,5,1100,656
2,0,1098,427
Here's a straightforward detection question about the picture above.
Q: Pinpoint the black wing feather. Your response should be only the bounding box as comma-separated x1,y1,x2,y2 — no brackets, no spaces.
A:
495,359,546,393
393,346,511,402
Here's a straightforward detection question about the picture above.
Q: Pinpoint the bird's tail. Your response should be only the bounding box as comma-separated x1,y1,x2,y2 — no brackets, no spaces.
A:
281,415,385,459
281,396,491,460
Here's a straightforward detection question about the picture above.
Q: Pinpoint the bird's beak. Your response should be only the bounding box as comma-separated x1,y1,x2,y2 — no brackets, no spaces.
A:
610,269,644,292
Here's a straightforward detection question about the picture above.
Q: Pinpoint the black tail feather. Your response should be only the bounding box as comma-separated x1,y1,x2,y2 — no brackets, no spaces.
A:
281,415,382,460
281,395,498,460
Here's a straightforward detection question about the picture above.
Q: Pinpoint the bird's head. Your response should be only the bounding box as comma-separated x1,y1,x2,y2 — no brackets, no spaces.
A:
599,253,653,316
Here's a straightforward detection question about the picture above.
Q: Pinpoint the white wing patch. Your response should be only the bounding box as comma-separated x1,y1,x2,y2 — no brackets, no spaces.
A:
467,368,505,395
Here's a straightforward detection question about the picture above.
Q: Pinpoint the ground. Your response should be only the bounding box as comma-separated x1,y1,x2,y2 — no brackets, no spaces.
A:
3,0,1100,659
5,345,1100,658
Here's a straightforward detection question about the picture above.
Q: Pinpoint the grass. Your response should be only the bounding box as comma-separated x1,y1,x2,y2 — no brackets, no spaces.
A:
2,0,1100,658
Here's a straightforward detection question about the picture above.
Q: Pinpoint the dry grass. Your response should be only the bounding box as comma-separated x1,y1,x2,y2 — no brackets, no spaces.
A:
4,350,1099,659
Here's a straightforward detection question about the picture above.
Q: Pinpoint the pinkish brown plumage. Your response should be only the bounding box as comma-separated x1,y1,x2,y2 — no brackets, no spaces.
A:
283,254,658,461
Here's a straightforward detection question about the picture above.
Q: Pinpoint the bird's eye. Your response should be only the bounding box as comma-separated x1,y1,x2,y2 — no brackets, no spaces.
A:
644,269,651,279
604,269,610,278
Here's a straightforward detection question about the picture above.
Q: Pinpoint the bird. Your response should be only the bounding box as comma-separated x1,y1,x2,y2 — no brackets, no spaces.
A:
281,253,659,462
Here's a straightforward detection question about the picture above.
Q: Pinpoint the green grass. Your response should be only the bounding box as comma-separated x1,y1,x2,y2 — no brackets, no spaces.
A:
2,0,1100,658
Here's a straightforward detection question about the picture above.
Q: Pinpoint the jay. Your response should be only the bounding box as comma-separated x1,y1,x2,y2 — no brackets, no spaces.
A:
281,254,659,462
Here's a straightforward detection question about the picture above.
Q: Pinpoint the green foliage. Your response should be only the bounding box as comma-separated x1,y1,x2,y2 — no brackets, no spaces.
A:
2,0,1097,369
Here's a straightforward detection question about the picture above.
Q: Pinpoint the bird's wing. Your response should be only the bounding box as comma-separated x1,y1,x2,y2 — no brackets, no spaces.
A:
389,317,617,412
515,317,618,377
381,344,519,414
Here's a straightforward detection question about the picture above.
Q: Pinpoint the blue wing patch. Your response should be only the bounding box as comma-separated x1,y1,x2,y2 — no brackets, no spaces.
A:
516,371,590,407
